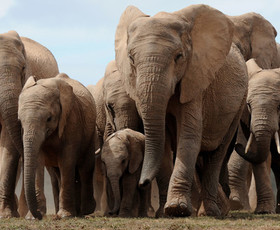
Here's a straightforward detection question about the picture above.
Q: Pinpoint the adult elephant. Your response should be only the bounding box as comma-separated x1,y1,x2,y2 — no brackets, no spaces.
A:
115,5,248,216
102,60,173,217
0,31,59,218
234,59,280,213
227,12,280,212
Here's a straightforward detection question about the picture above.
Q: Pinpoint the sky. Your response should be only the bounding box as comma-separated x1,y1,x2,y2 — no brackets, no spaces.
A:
0,0,279,86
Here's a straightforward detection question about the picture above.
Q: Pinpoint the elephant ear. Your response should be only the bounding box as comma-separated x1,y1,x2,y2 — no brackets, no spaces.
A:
22,76,37,91
174,4,234,104
229,13,278,69
126,129,145,174
57,74,74,138
246,58,262,79
115,6,148,97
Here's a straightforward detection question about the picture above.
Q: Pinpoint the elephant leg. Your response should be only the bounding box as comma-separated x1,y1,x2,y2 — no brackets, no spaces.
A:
138,183,151,217
228,150,251,211
93,155,104,213
201,108,243,217
253,160,275,214
164,102,203,217
0,127,20,218
57,153,76,218
46,166,60,214
79,151,95,216
119,173,138,217
155,129,173,218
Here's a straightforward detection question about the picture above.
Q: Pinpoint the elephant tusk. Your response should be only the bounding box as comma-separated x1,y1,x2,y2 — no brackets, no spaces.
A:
245,133,253,154
274,132,280,154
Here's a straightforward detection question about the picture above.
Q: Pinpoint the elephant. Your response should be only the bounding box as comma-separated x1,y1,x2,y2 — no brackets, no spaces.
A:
226,13,280,212
114,4,248,217
101,128,151,217
102,60,173,217
0,30,59,218
233,58,280,213
88,80,107,214
18,73,96,219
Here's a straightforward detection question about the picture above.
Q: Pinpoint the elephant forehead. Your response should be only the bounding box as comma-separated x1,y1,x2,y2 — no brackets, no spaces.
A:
20,85,59,103
128,16,186,42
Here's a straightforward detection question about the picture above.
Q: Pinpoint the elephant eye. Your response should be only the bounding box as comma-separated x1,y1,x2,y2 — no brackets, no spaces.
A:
174,53,183,64
47,116,52,122
128,54,134,65
247,103,251,113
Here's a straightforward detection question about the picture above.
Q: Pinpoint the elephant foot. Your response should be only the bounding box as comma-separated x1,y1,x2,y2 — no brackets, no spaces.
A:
255,202,276,214
229,196,243,210
164,195,192,217
81,200,95,216
0,206,19,218
199,199,221,217
56,208,75,219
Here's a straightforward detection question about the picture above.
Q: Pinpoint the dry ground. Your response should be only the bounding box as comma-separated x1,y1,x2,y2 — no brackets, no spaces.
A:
1,212,280,230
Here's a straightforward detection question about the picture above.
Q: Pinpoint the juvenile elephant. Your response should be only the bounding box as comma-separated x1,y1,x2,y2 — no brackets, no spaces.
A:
0,30,59,218
18,73,96,219
233,59,280,213
226,12,280,211
115,5,248,216
101,128,150,217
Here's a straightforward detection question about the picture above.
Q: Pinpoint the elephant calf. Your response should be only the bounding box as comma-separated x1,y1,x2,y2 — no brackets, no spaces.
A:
18,73,96,219
101,128,150,217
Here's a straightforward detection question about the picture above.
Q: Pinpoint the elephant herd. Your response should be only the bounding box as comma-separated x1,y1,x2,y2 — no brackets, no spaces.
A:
0,4,280,220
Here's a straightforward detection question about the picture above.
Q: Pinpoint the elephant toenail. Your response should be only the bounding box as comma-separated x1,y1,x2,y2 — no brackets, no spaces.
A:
180,202,187,209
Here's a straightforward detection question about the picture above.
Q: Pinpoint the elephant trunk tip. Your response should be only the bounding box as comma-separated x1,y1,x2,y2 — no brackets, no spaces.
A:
139,177,151,188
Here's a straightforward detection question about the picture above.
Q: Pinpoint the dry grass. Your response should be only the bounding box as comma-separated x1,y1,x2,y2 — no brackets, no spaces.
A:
1,212,280,230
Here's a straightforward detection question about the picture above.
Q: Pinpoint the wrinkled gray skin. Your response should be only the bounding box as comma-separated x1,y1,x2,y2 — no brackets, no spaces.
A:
234,59,280,214
18,73,96,219
102,60,173,217
227,13,280,213
115,5,248,217
88,80,107,214
101,129,150,217
0,30,59,218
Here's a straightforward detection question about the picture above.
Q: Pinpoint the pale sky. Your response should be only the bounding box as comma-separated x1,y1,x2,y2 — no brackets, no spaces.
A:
1,0,279,86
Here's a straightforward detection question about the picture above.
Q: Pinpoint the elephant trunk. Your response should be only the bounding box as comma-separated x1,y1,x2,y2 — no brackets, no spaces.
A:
137,62,170,187
0,67,23,154
236,125,273,164
108,176,121,215
23,123,44,220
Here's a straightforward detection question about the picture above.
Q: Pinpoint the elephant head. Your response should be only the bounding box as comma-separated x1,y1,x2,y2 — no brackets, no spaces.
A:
115,5,234,185
236,59,280,164
0,31,27,154
101,129,145,215
103,60,142,138
228,13,279,68
18,74,73,219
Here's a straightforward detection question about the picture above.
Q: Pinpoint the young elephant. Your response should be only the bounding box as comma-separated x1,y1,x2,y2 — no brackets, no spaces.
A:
18,73,96,219
101,129,150,217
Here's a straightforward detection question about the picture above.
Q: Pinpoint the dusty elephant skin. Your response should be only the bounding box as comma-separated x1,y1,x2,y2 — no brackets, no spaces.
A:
0,30,58,218
234,59,280,214
18,73,96,219
101,129,150,217
114,4,248,217
225,12,279,213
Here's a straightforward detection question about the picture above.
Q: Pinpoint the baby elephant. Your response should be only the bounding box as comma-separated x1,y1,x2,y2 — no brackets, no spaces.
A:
18,73,96,219
101,128,150,217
